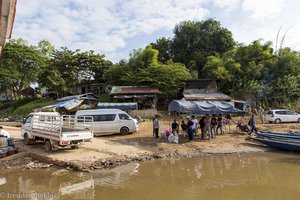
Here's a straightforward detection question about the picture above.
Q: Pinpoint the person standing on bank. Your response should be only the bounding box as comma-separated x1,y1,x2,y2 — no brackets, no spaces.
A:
171,119,179,134
258,106,265,124
199,116,206,140
211,114,218,138
204,114,211,139
249,115,257,135
181,120,187,137
191,115,198,137
187,117,194,141
153,114,159,139
216,114,223,135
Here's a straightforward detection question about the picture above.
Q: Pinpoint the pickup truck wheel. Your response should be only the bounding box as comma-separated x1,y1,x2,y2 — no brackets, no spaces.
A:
71,145,78,149
120,127,129,135
298,118,300,123
24,133,30,145
44,140,52,152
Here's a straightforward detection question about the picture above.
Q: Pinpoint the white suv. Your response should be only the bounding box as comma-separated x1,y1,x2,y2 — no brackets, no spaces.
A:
266,109,300,123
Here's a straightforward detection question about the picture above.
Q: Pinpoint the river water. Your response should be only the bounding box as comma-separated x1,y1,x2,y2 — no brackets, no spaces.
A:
1,152,300,200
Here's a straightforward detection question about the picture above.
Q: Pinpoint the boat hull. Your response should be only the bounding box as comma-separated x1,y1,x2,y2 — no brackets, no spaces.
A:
252,131,300,152
252,137,300,152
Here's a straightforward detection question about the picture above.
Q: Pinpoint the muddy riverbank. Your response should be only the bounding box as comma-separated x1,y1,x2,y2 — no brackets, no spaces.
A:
1,118,299,171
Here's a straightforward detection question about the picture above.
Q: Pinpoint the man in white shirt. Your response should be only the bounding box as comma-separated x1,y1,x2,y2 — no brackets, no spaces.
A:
0,126,10,138
191,115,198,137
153,115,159,139
258,106,265,124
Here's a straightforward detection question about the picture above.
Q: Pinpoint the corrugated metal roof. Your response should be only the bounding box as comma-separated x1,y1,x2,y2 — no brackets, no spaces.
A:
110,86,160,95
42,98,84,111
57,93,99,102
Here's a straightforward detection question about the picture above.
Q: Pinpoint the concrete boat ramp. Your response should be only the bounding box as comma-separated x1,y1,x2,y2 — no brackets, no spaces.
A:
4,126,151,171
15,138,151,170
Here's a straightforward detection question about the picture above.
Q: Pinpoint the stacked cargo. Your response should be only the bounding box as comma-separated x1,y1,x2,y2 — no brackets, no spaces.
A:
0,137,16,158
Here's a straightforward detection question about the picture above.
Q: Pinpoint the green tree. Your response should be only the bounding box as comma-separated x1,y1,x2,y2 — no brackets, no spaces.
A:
136,61,190,99
104,45,191,99
151,37,172,63
38,47,111,96
266,48,300,104
129,45,159,69
203,40,275,100
171,18,235,76
0,39,44,99
203,52,240,94
37,40,55,59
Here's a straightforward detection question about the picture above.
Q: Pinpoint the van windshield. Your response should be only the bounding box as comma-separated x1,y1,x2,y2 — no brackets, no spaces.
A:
119,114,130,120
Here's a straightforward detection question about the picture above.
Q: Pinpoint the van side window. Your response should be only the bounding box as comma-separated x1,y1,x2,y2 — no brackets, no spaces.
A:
119,114,130,120
95,114,116,122
77,114,116,122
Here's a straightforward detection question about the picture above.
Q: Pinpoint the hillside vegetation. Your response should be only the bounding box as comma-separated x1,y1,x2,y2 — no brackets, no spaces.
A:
0,98,54,118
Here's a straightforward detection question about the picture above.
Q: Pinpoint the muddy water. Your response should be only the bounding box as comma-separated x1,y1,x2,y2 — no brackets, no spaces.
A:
1,152,300,200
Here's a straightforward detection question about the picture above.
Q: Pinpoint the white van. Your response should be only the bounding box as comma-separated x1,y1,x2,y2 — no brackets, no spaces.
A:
75,109,138,136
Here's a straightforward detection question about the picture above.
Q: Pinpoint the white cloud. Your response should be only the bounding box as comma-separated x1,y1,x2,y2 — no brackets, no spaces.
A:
242,0,286,20
12,0,300,63
212,0,241,11
13,0,210,62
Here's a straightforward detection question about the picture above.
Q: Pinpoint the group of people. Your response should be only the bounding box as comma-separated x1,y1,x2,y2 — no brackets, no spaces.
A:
180,114,229,141
153,114,232,142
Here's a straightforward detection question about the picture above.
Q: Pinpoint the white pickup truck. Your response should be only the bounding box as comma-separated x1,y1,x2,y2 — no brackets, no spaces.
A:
21,112,94,152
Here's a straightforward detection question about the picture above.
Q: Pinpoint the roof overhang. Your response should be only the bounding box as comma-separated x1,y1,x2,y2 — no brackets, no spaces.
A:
110,86,160,95
0,0,17,54
113,94,156,99
183,93,232,101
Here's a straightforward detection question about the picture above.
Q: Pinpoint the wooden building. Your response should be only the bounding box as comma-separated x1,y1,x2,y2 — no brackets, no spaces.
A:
110,86,160,110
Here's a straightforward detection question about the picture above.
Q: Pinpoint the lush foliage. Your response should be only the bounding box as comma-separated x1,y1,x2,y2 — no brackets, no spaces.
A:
38,47,112,96
0,98,54,117
151,18,235,77
0,39,44,99
203,40,300,106
105,45,191,100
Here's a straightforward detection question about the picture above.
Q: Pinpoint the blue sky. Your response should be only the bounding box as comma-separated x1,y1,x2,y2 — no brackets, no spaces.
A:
13,0,300,63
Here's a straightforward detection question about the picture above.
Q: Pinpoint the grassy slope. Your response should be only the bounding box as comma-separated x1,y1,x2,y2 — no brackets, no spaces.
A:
0,98,54,117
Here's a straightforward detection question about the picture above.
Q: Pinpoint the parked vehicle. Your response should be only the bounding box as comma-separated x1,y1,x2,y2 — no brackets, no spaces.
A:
266,109,300,123
21,112,94,152
75,109,138,136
